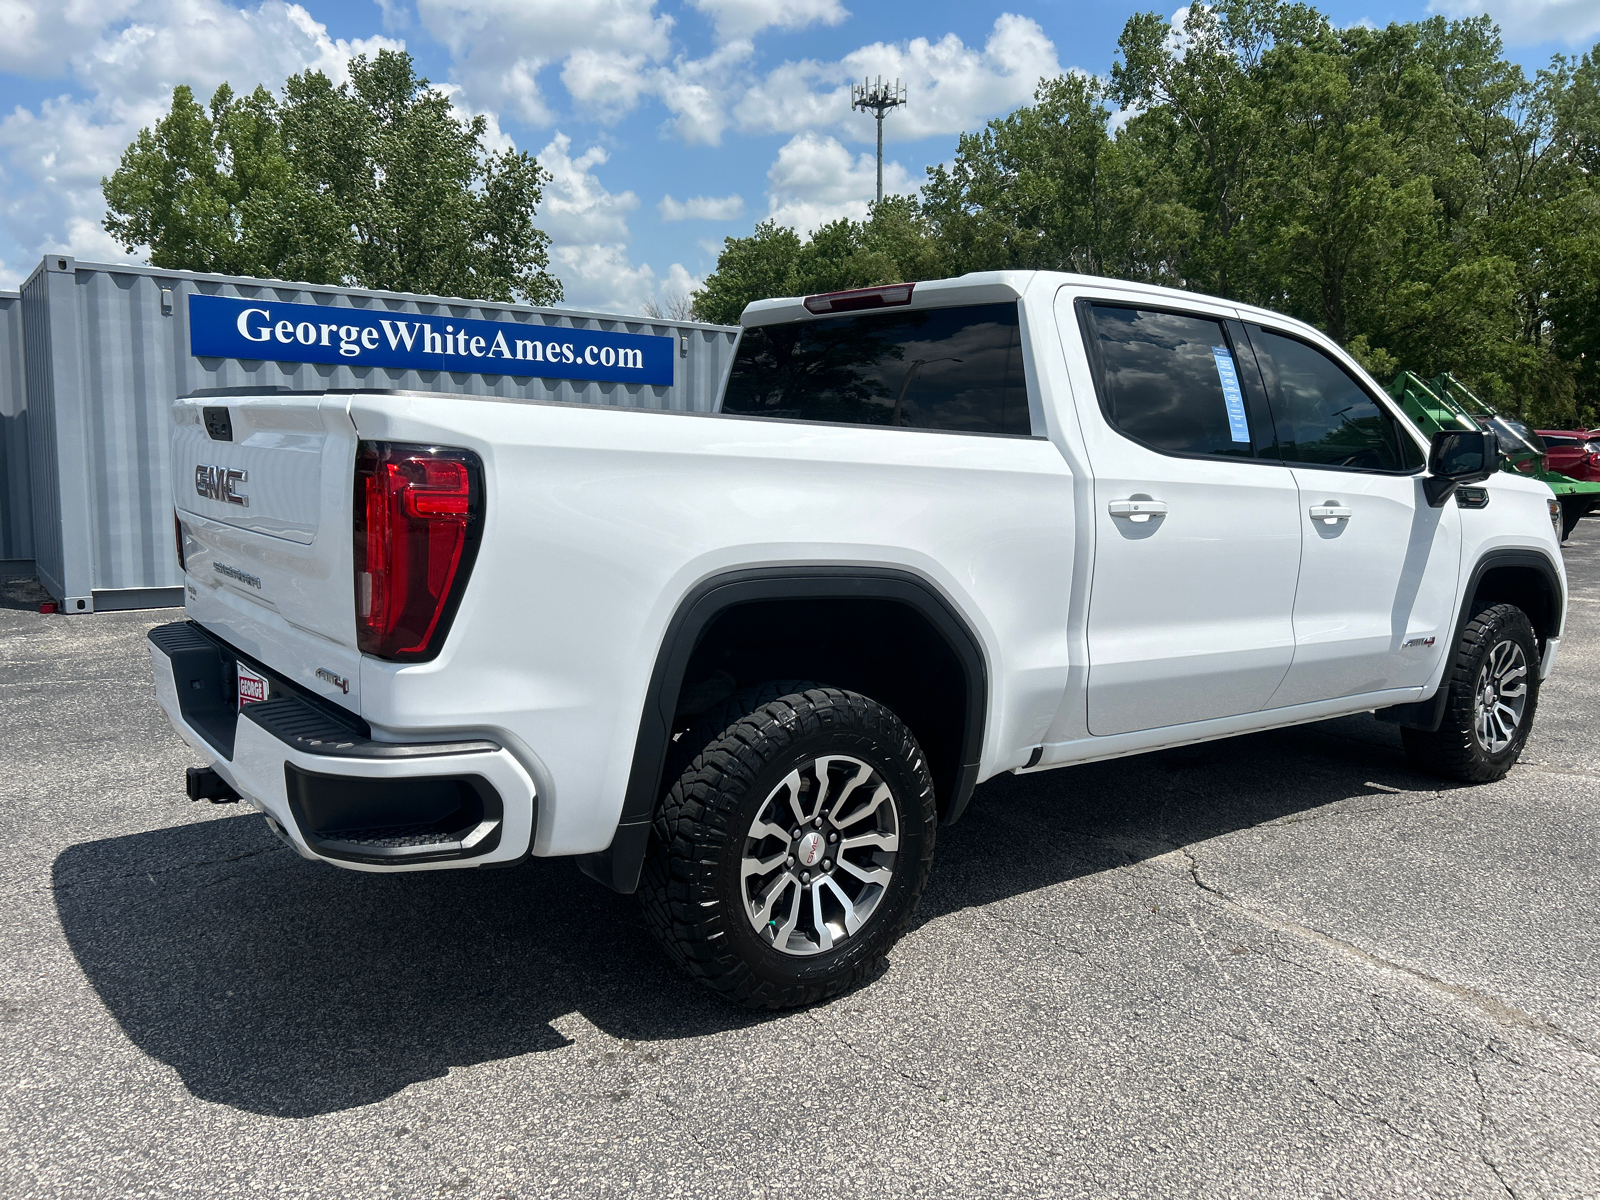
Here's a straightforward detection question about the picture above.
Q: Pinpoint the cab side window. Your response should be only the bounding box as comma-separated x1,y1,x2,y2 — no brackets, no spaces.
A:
1082,303,1268,460
1249,329,1423,472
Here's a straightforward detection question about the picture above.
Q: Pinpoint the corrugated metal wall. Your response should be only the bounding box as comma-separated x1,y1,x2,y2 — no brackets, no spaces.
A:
0,291,29,565
20,264,65,597
11,256,740,609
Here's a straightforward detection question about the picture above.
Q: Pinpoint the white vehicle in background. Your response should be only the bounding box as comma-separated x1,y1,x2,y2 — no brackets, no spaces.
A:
149,272,1567,1009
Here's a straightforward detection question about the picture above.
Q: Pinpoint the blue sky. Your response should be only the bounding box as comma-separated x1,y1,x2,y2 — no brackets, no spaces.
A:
0,0,1595,311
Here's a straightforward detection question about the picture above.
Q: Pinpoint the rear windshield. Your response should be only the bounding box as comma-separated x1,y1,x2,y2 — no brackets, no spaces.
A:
721,302,1032,435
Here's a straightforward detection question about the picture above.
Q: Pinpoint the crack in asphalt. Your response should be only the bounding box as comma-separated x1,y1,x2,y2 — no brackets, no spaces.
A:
807,1008,943,1101
976,906,1089,958
1165,842,1600,1063
1180,906,1555,1198
1470,1056,1518,1199
647,1088,758,1196
1180,909,1435,1152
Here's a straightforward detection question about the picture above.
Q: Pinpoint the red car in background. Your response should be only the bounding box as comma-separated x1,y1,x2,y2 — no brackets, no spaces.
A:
1537,430,1600,483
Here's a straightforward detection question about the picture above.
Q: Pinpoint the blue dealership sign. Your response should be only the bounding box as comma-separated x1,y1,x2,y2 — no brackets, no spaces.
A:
188,293,674,385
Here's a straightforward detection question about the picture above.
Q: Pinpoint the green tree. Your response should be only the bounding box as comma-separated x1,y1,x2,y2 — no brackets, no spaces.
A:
103,50,561,304
922,74,1128,276
693,221,804,325
1540,45,1600,425
693,200,941,325
697,8,1597,423
103,84,244,275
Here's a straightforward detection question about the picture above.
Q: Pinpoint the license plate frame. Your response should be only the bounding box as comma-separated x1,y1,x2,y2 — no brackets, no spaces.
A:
236,661,269,709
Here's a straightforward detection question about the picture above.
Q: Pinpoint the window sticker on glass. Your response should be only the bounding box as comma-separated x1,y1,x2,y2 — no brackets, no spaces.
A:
1211,347,1250,443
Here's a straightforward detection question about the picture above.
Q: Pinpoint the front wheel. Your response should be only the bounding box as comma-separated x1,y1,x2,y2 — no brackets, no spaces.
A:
1401,602,1540,783
640,686,936,1009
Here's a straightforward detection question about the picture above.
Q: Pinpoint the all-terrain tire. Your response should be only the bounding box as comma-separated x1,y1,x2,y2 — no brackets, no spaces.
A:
639,686,937,1010
1401,603,1540,783
661,679,820,787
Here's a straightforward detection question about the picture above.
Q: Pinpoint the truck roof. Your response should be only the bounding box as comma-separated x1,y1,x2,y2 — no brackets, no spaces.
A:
740,270,1327,347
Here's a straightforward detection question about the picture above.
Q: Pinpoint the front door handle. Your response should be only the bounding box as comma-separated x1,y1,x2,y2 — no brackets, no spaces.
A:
1109,499,1168,522
1309,504,1352,524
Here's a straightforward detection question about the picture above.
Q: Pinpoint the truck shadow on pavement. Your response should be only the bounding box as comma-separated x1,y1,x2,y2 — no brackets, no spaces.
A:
52,712,1453,1119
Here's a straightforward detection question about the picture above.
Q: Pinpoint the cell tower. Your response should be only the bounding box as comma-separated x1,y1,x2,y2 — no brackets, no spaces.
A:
850,76,907,204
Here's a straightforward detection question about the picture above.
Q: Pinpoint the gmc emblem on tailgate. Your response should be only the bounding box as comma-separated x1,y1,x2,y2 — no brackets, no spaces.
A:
195,464,248,507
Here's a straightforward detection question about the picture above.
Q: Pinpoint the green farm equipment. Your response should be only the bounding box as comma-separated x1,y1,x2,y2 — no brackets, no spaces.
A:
1388,371,1600,540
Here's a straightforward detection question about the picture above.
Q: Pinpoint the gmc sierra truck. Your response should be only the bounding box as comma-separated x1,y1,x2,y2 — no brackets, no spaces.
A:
150,272,1567,1009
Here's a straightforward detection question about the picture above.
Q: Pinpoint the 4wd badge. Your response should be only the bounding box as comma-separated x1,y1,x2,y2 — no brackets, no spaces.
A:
195,464,248,507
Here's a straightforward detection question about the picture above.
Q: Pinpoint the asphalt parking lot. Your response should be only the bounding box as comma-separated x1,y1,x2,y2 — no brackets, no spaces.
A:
3,535,1598,1200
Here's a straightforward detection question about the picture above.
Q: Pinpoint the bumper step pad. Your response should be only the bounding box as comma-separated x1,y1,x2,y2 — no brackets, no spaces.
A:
244,698,499,759
149,620,508,866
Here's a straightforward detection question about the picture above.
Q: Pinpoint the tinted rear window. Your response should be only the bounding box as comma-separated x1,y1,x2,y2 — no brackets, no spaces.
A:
1084,304,1263,459
721,303,1031,435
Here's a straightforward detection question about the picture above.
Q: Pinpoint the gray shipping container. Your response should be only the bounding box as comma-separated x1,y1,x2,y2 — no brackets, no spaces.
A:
0,289,29,569
4,255,739,612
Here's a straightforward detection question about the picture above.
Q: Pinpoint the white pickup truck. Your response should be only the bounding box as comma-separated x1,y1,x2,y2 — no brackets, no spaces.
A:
150,272,1567,1009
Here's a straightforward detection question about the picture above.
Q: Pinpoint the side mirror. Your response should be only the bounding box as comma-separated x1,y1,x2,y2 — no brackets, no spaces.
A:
1424,429,1500,507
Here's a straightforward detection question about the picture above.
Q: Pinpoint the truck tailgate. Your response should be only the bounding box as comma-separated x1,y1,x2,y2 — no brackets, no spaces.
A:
173,392,363,713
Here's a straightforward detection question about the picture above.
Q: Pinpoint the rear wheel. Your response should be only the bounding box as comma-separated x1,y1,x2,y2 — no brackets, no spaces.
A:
640,686,936,1009
1401,602,1539,783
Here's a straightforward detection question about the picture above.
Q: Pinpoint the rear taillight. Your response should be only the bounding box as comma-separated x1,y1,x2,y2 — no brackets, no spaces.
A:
353,442,483,661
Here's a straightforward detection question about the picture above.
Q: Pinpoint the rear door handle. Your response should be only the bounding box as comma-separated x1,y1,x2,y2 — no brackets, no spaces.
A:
1309,504,1352,524
1108,499,1168,522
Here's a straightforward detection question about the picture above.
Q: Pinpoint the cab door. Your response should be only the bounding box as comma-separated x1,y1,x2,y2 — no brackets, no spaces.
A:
1065,297,1303,736
1239,324,1461,706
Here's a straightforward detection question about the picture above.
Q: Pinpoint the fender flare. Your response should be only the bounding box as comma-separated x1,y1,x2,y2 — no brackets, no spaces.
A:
1377,547,1564,731
577,566,990,893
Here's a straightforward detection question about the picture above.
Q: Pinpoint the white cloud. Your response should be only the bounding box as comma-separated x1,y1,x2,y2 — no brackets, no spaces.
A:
0,0,140,77
561,49,652,124
537,133,640,246
413,0,672,123
69,1,397,103
689,0,848,43
647,40,751,144
0,1,400,277
375,0,410,32
565,38,754,144
656,261,702,311
550,242,660,312
1427,0,1600,45
423,1,748,143
413,4,1057,152
764,132,913,234
548,243,701,316
735,14,1060,143
662,261,701,297
659,193,745,221
535,131,695,315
